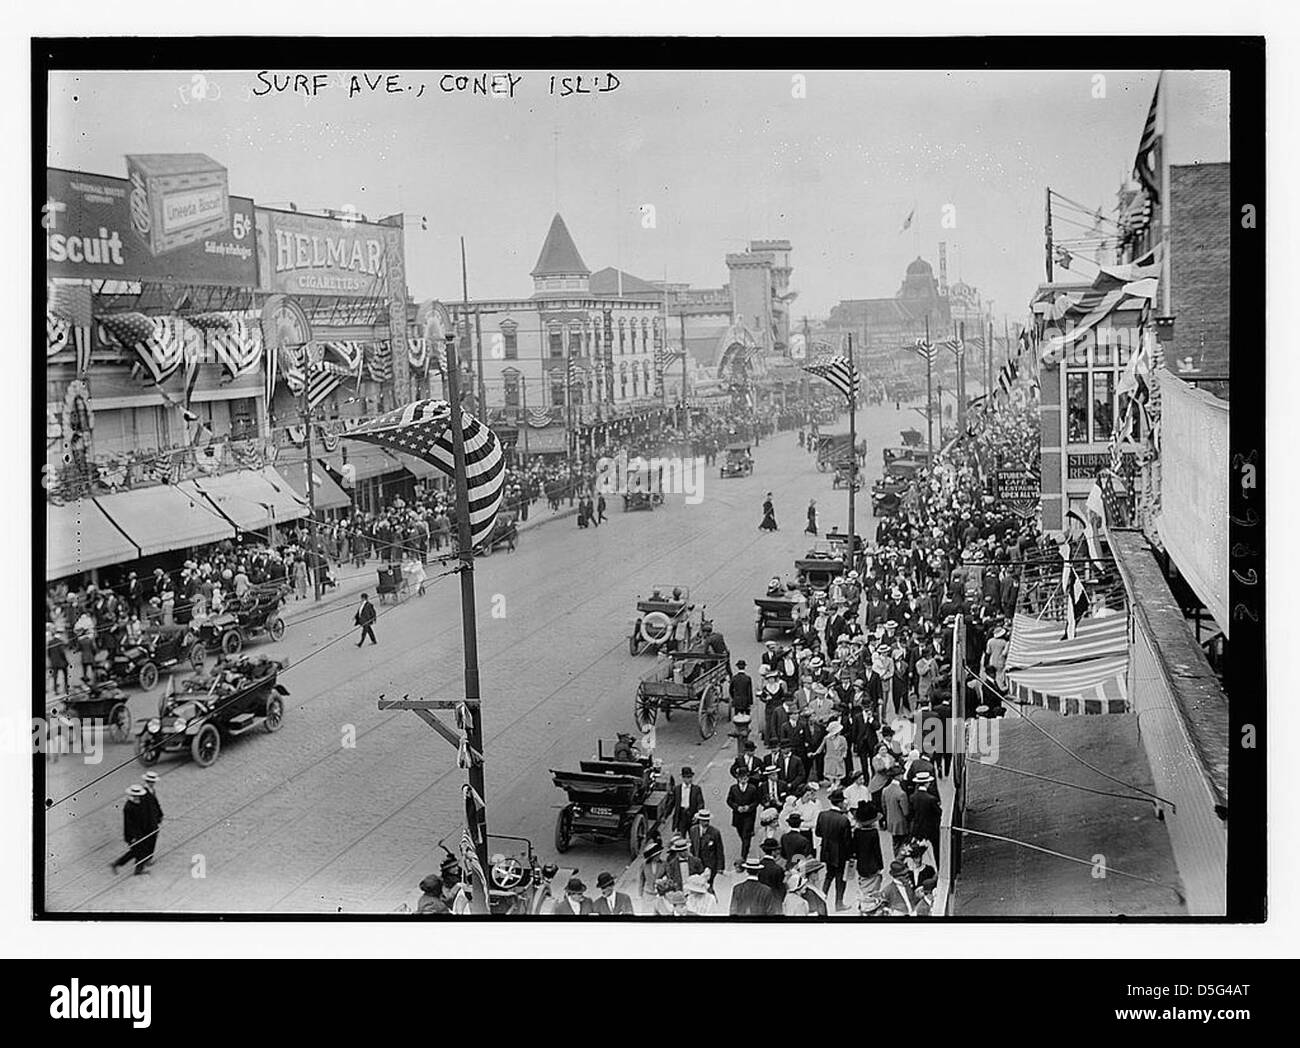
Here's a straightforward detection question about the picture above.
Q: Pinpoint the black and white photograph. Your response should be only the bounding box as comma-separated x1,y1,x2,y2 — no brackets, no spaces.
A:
15,17,1279,972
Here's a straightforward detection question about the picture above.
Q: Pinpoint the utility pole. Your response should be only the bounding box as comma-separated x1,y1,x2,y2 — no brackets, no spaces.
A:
300,381,321,602
847,331,857,574
566,322,575,506
679,309,690,437
956,320,967,434
1045,186,1054,282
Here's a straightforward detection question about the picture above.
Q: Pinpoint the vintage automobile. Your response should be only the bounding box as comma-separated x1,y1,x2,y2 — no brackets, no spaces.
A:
551,739,675,858
754,593,802,642
719,442,754,478
831,463,863,491
794,547,847,596
479,511,519,555
191,583,287,658
135,656,288,768
629,586,695,656
815,432,852,473
57,679,133,743
633,633,730,739
429,833,566,916
622,491,656,512
899,427,924,447
107,625,204,691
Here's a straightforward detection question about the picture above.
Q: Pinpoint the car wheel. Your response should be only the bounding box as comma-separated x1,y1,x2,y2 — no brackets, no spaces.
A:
191,724,221,767
628,813,647,859
628,630,641,657
267,616,285,642
697,685,718,740
137,661,159,691
634,694,657,732
108,703,132,744
554,807,573,853
189,642,206,670
135,732,160,766
264,696,284,733
221,630,243,656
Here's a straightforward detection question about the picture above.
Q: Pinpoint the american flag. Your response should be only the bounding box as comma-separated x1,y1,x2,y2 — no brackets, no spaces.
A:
460,826,487,893
188,313,263,380
346,399,505,550
911,338,936,366
306,360,353,410
1134,73,1162,204
1061,563,1090,641
98,312,187,385
801,354,861,403
997,359,1019,397
363,340,393,383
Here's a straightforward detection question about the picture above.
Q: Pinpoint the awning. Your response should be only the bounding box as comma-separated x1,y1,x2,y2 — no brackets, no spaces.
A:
342,444,404,480
391,451,439,479
1006,611,1127,670
182,467,308,532
47,498,140,580
95,484,235,556
275,459,353,512
1007,653,1130,716
518,425,568,455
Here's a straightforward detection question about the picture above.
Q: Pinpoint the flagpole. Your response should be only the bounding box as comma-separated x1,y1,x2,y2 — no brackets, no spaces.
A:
924,315,934,460
300,380,321,602
441,329,491,914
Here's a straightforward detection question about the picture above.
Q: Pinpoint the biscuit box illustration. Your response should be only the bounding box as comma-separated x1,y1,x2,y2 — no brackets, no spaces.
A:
126,153,231,257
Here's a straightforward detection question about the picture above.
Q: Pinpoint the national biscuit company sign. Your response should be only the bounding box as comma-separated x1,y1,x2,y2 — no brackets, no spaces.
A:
255,208,401,297
45,164,257,286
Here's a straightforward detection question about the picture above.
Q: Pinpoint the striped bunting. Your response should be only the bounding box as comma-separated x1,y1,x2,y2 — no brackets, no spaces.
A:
801,353,861,402
306,360,352,410
938,336,964,359
346,399,505,550
911,338,936,366
1006,611,1127,671
363,340,393,383
1008,653,1130,716
47,309,70,356
187,313,264,380
1134,74,1161,204
408,337,430,372
98,313,188,385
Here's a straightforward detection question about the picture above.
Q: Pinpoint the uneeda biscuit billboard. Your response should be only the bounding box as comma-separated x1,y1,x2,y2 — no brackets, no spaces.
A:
45,165,257,286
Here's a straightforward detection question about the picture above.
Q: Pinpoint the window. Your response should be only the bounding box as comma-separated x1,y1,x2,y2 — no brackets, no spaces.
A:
229,398,256,440
641,319,650,351
500,324,518,360
631,366,639,396
548,327,564,359
502,369,520,408
569,326,583,357
618,319,626,355
1092,372,1114,443
1066,372,1089,443
550,373,566,407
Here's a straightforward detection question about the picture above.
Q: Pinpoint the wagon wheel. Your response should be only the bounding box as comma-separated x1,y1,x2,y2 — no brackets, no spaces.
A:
697,684,719,740
137,661,159,691
634,689,659,731
135,732,160,766
628,631,641,657
264,696,284,733
267,615,286,642
628,813,648,859
191,723,221,767
554,807,573,853
107,702,132,744
221,630,243,656
189,642,207,671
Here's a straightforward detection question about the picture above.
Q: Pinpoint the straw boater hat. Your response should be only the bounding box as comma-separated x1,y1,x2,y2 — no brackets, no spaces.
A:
125,785,146,797
684,873,710,895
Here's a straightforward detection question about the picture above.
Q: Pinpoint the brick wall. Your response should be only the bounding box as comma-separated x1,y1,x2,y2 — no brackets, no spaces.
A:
1169,163,1231,374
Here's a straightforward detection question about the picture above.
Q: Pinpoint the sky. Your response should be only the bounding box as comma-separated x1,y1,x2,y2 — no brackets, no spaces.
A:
48,68,1229,323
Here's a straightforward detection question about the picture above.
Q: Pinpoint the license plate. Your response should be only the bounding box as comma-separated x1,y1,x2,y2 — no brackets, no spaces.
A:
590,807,614,816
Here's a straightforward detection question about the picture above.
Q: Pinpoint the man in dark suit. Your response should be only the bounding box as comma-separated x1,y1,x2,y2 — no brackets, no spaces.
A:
758,839,787,902
729,660,754,716
729,858,781,916
780,813,813,863
726,770,762,865
775,744,806,801
815,788,854,911
550,877,594,915
688,810,726,888
354,593,378,646
909,773,943,866
661,836,704,891
591,871,635,915
730,740,763,782
672,766,705,836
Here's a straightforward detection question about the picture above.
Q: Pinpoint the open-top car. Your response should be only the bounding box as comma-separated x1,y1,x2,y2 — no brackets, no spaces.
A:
629,585,695,655
136,655,288,768
551,738,676,858
191,582,287,659
107,624,204,690
622,491,656,512
58,679,134,743
429,833,567,916
720,442,754,478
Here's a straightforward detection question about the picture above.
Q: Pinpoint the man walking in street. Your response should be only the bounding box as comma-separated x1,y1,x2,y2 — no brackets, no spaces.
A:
592,871,635,915
729,858,781,916
729,660,754,718
110,785,159,876
726,768,762,867
689,810,726,890
672,766,705,836
140,770,163,868
354,592,378,647
815,787,854,912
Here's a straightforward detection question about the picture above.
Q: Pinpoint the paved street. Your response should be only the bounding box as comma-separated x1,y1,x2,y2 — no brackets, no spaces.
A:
45,401,933,913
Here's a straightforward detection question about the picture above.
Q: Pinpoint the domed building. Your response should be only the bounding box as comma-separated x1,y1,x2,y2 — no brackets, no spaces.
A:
826,256,952,356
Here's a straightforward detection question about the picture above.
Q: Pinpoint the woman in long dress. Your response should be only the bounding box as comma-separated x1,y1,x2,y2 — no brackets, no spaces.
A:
805,499,818,536
760,493,779,532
